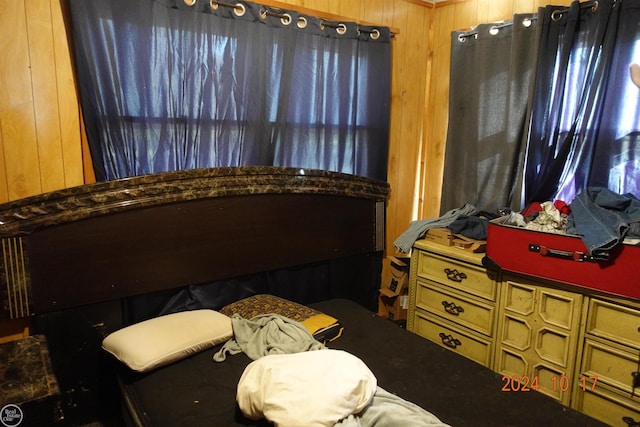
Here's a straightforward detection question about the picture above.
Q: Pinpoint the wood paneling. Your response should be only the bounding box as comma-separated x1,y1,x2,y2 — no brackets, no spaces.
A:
0,0,84,203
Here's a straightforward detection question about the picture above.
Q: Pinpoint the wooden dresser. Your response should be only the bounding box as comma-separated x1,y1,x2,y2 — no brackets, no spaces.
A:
494,274,583,406
407,238,640,426
407,240,499,367
573,296,640,425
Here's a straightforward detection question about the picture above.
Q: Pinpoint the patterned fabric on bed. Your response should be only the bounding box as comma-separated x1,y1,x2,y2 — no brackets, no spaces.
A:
220,294,343,343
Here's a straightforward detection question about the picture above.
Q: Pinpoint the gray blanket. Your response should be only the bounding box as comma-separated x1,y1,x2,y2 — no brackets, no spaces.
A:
212,313,324,362
338,387,450,427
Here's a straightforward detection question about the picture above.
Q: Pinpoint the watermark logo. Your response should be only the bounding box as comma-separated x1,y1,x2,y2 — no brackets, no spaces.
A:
0,404,23,427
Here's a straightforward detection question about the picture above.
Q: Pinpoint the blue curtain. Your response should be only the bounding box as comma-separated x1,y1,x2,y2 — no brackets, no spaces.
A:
441,0,640,213
525,0,640,204
68,0,391,181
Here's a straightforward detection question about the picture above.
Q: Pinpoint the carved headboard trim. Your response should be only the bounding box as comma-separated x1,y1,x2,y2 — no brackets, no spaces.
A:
0,167,389,318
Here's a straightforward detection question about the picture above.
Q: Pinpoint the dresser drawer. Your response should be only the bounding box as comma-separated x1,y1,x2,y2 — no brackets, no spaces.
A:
573,385,640,427
416,251,496,301
580,338,640,394
586,299,640,350
415,280,495,336
494,345,572,404
411,310,493,367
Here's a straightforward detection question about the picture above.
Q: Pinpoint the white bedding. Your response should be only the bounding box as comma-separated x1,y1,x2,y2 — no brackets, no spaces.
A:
237,349,377,427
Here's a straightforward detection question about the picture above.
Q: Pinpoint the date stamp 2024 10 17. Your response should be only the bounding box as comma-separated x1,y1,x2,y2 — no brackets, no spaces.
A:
501,375,599,392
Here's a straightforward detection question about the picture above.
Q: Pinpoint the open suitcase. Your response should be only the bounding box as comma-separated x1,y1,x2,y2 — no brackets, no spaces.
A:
486,216,640,300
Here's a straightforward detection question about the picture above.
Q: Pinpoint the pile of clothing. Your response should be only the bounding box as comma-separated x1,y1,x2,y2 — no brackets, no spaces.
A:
503,188,640,260
393,204,498,253
394,187,640,261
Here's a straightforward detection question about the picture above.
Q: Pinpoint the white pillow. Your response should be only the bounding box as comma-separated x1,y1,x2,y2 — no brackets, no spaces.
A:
237,349,377,427
102,309,232,372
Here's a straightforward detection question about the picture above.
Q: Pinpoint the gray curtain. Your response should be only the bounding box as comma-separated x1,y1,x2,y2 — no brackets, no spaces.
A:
440,14,538,214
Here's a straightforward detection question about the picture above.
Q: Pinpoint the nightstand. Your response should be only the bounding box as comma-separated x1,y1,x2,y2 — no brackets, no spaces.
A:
0,334,64,426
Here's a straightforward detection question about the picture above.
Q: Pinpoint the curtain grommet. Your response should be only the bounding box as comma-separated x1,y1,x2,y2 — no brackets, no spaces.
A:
591,1,599,12
209,0,217,10
296,16,307,29
281,13,292,26
184,0,197,5
551,10,563,21
458,33,476,43
370,29,380,40
522,17,533,28
336,23,347,35
233,3,245,17
489,26,499,36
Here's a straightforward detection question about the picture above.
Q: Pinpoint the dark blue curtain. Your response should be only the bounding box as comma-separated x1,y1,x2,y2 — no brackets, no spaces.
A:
441,0,640,214
68,0,391,181
525,0,640,204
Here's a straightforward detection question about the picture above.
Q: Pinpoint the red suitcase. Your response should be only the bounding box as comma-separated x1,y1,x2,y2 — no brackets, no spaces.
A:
486,216,640,300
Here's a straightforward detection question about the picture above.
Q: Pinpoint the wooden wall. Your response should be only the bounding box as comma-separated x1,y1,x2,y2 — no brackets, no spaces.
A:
0,1,88,203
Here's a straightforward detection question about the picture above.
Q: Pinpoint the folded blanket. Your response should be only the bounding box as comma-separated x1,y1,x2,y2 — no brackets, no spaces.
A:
213,313,324,362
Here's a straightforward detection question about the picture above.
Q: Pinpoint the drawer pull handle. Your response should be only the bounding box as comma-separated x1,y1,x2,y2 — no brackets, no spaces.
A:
444,268,467,282
622,416,640,427
439,332,462,349
632,371,640,388
441,300,464,316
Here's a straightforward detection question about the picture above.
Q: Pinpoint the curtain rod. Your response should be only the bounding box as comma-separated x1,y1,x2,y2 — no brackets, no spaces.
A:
457,0,600,42
207,0,398,36
551,0,599,21
457,16,536,41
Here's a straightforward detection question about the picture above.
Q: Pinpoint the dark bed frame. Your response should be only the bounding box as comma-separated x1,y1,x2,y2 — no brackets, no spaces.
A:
0,166,388,319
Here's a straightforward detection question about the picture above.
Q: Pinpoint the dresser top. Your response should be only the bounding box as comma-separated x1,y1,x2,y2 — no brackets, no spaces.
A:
413,239,486,266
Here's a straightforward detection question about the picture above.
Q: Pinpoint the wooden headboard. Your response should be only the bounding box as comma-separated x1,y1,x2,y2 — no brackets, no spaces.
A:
0,167,389,319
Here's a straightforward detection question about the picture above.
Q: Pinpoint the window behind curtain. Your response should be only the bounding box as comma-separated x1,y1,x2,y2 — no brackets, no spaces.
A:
68,0,392,182
441,0,640,214
524,0,640,205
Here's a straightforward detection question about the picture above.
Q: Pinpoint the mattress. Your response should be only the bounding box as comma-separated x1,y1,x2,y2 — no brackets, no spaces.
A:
118,298,606,427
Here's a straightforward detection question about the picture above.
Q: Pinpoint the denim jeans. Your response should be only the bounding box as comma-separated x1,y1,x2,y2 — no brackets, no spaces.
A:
567,187,640,259
394,203,478,253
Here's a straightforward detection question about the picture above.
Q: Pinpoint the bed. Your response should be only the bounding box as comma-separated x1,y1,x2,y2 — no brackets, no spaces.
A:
0,166,606,426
